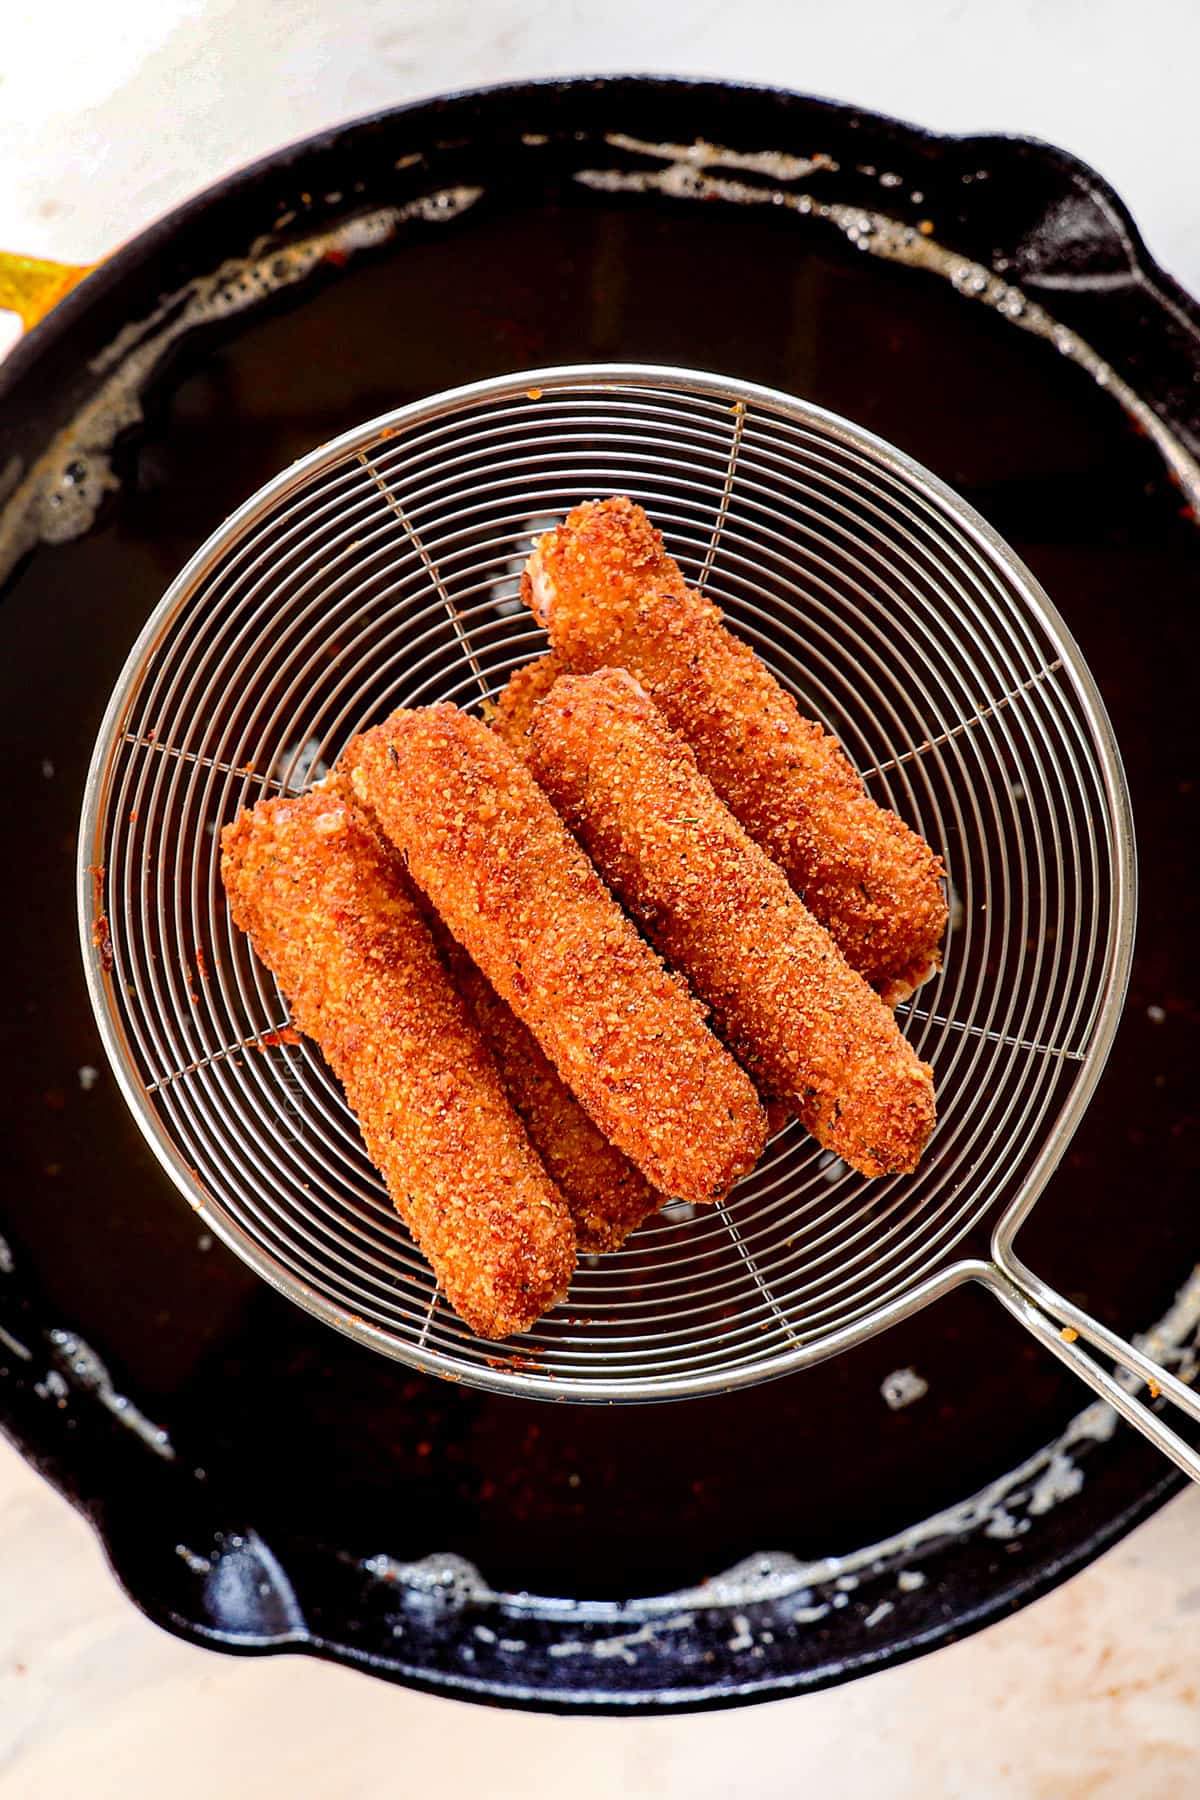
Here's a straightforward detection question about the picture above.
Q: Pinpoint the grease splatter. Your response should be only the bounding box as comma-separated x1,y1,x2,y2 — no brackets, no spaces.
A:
48,1329,175,1460
0,188,482,585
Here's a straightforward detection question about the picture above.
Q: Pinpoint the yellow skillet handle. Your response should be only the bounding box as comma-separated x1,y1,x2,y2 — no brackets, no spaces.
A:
0,250,94,332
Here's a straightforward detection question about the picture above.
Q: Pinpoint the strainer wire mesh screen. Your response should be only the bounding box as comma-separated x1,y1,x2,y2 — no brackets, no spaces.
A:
80,368,1129,1401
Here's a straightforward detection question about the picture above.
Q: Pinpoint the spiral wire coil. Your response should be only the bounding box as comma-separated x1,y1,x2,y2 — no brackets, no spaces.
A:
78,366,1134,1401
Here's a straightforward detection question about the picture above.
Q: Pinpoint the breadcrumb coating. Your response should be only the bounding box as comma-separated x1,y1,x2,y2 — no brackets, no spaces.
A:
490,649,567,756
522,496,947,1003
437,931,664,1251
763,1097,792,1139
346,707,767,1205
529,671,936,1177
219,776,576,1338
392,874,661,1251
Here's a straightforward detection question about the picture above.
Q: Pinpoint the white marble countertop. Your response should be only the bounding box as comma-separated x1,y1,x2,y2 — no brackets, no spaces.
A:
3,3,1198,1792
2,0,1199,302
2,1446,1199,1796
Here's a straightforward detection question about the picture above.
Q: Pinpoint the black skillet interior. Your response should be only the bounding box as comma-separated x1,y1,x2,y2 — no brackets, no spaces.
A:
0,78,1197,1710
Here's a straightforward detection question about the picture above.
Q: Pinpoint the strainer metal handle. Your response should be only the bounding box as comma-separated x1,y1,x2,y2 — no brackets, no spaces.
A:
980,1256,1200,1481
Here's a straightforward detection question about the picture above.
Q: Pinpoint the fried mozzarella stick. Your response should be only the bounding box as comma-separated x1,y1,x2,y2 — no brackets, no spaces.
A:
522,497,947,1003
433,925,663,1251
346,707,766,1205
220,779,575,1338
529,672,936,1177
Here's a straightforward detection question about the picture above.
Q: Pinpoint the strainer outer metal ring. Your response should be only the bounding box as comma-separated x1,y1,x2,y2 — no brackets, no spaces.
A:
77,363,1136,1404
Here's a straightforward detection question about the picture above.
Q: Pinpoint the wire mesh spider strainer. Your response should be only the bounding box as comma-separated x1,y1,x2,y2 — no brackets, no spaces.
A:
77,364,1200,1474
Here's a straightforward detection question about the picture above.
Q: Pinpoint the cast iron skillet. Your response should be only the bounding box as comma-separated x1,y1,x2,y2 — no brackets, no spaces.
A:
0,78,1197,1712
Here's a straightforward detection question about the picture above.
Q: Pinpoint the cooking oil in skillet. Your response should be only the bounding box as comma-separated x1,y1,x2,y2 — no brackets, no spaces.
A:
0,184,1195,1600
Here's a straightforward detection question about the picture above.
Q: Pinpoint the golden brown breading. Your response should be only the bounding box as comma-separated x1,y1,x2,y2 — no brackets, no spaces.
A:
489,654,663,1241
437,930,663,1251
219,776,576,1338
528,671,936,1177
522,497,947,1003
763,1097,792,1139
345,707,767,1205
489,649,567,757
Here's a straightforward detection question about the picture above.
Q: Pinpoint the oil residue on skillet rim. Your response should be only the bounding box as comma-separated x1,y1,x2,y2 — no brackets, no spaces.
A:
0,187,483,587
1,129,1197,1633
575,133,1200,512
154,1264,1200,1670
